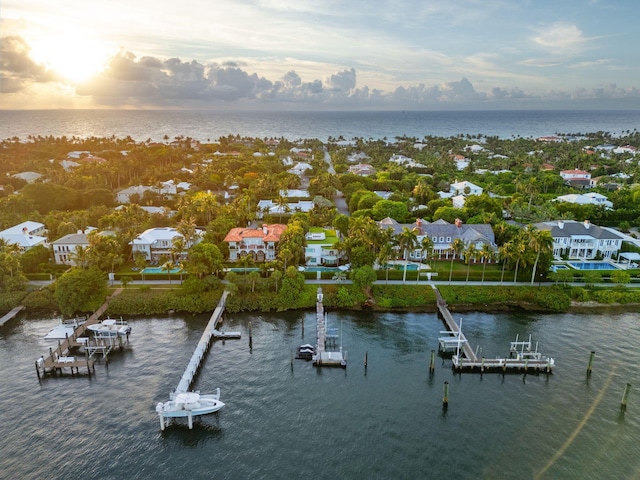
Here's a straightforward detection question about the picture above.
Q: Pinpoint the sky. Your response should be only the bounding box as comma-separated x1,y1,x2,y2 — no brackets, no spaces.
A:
2,0,640,110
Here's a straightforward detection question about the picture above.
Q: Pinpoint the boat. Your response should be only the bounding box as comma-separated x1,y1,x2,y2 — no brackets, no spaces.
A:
44,316,87,340
296,344,316,360
156,388,225,418
87,317,131,337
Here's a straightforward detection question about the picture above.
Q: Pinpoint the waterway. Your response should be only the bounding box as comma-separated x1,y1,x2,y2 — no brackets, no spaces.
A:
1,309,639,479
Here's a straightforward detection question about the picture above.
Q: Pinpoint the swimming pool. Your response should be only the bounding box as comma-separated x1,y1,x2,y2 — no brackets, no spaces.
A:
567,261,620,270
304,266,340,272
142,267,183,274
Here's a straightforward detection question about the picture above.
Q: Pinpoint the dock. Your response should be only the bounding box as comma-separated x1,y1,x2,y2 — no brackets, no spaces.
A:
156,291,232,430
433,286,477,362
432,286,554,374
0,305,25,328
312,287,346,368
35,289,124,378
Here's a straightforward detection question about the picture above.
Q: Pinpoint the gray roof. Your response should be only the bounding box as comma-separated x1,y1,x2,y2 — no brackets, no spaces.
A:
534,220,623,240
378,217,495,245
52,233,89,245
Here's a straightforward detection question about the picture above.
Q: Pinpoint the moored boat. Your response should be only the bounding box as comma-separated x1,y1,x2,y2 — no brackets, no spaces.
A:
156,388,225,418
87,317,131,337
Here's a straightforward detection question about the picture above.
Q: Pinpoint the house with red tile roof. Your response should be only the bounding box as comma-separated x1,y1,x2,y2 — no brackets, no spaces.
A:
223,224,287,262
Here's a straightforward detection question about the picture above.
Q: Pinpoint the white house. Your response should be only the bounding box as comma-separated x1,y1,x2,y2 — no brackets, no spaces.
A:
560,169,591,181
116,183,179,204
449,180,483,196
304,228,342,266
256,199,314,218
555,193,613,210
0,221,48,251
288,162,313,176
130,227,204,262
533,220,624,260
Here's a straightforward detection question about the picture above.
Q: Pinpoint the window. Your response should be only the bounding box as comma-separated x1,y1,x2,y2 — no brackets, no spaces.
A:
446,237,451,242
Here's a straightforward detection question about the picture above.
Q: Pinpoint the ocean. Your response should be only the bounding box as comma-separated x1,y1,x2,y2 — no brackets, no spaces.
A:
1,109,640,143
2,308,640,479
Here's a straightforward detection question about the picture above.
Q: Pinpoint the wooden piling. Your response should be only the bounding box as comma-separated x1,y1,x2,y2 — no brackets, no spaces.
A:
364,351,368,369
429,350,435,373
587,351,595,375
443,381,449,406
249,321,253,350
621,383,631,412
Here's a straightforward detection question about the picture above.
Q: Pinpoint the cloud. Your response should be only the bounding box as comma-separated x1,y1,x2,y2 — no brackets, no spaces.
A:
533,22,588,54
325,68,356,91
0,35,58,92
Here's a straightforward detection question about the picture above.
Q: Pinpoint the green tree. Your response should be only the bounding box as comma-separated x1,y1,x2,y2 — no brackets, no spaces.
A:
185,242,224,278
463,243,477,283
396,227,418,284
448,238,464,283
525,225,554,284
351,265,377,299
54,267,108,316
611,270,631,286
478,243,494,285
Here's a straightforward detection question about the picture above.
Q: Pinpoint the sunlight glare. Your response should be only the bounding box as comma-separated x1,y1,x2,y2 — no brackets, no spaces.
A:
30,35,109,83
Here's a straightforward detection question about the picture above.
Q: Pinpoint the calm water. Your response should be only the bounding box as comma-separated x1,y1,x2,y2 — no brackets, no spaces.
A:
1,109,640,142
1,308,639,479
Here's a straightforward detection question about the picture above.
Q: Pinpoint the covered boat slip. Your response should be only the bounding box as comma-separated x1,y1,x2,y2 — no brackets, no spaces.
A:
312,288,346,368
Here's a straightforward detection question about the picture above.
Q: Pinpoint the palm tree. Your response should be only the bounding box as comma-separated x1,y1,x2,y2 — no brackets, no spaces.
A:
478,243,494,285
463,243,477,284
161,260,173,285
448,238,464,283
511,236,527,283
420,236,434,268
526,225,554,284
396,227,418,284
377,243,394,283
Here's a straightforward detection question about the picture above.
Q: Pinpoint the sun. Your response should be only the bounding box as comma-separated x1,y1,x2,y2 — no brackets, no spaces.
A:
30,35,109,83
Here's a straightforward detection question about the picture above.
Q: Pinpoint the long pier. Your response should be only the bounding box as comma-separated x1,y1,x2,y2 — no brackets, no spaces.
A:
312,287,346,367
432,286,554,373
175,290,230,394
432,286,477,362
35,289,124,378
0,305,25,328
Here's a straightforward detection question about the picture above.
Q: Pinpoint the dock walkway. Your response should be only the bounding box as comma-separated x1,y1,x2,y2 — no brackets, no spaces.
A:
0,305,25,328
175,290,229,395
432,286,477,362
432,286,554,373
312,287,345,367
36,289,123,377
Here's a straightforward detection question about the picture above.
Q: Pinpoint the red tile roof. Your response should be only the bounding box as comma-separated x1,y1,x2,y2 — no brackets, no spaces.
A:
224,224,287,242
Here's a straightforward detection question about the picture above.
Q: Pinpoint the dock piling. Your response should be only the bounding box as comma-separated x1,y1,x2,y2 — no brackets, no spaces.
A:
429,350,435,374
249,321,253,350
587,351,595,375
364,351,368,369
443,381,449,406
621,383,632,412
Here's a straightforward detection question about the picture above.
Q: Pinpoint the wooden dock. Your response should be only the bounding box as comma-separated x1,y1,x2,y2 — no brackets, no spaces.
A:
174,290,230,395
0,305,25,328
35,289,124,378
432,286,477,362
432,286,554,374
312,287,346,368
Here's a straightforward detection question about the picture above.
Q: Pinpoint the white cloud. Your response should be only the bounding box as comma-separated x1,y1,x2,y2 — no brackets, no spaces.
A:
533,22,588,54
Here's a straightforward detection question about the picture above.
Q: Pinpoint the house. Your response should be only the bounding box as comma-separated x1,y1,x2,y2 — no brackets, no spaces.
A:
389,154,421,168
378,217,495,261
0,221,48,251
130,227,204,262
256,199,314,219
223,224,287,262
449,180,483,196
304,228,342,266
560,169,591,188
50,228,111,265
533,220,624,260
288,162,313,176
116,183,179,204
347,163,376,176
554,193,613,210
12,171,42,183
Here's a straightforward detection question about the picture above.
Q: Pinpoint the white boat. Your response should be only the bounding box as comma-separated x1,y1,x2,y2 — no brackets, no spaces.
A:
44,316,87,340
87,317,131,337
156,389,225,419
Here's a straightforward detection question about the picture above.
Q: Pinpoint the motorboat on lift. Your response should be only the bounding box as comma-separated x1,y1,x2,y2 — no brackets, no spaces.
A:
87,317,131,337
156,388,225,418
